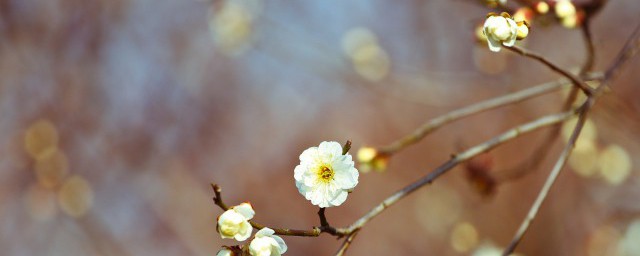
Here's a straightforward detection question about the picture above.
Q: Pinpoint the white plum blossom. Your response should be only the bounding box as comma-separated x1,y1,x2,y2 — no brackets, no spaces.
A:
217,202,255,241
249,228,287,256
294,141,359,208
483,13,518,52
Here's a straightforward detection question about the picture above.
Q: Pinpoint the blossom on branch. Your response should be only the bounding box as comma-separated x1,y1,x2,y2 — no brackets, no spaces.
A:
249,228,288,256
483,13,519,52
294,141,359,208
217,202,255,241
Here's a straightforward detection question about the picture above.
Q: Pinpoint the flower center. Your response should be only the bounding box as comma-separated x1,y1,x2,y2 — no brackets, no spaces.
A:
319,166,334,181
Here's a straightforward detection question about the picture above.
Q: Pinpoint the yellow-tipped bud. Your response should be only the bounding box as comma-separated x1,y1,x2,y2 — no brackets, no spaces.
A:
357,147,390,173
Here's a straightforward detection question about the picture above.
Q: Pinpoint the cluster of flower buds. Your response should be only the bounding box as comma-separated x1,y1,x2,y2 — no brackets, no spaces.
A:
482,12,530,52
216,203,288,256
475,1,587,48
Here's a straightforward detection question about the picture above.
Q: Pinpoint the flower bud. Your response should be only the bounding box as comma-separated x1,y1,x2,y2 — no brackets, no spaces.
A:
249,228,287,256
516,21,530,40
357,147,390,173
482,13,519,52
217,203,254,241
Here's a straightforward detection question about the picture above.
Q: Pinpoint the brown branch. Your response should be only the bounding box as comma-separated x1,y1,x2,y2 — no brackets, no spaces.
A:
505,45,595,96
580,22,596,75
211,183,322,237
495,86,579,182
335,229,360,256
604,23,640,82
503,100,592,255
504,22,640,254
378,77,583,155
495,19,598,182
342,140,352,155
338,109,578,235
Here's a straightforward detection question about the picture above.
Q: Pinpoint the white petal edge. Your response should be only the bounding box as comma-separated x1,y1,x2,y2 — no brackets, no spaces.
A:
233,203,255,220
256,227,275,238
272,235,288,254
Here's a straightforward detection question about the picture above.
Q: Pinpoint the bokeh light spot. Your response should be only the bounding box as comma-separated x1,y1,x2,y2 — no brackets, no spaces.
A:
35,149,70,189
24,119,59,159
450,221,479,253
58,175,94,218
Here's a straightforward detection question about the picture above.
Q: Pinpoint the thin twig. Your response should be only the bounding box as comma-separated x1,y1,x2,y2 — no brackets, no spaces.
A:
504,22,640,254
495,19,597,182
580,22,596,75
604,23,640,82
335,230,360,256
495,86,578,182
342,140,352,155
505,45,595,96
502,101,592,255
379,78,582,155
338,109,578,234
211,183,322,237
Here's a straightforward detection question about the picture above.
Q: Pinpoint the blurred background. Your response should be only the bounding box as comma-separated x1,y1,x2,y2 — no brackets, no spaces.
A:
1,0,639,255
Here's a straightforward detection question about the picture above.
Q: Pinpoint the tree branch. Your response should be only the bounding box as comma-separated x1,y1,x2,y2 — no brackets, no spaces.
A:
505,45,595,96
503,100,592,255
378,76,601,155
335,229,360,256
604,23,640,82
339,109,578,234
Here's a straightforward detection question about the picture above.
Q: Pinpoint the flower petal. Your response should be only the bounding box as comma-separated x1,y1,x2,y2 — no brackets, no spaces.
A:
299,147,318,163
294,165,306,181
329,190,348,207
233,203,255,220
234,221,252,241
256,227,275,238
272,235,288,254
318,141,343,160
487,38,502,52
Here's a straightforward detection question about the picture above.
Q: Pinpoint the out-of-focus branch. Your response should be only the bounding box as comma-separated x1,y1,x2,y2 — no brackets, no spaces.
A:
604,23,640,82
495,18,599,182
505,45,595,95
580,23,596,75
495,86,579,182
504,22,640,254
503,100,592,255
378,77,595,155
334,229,360,256
338,109,578,235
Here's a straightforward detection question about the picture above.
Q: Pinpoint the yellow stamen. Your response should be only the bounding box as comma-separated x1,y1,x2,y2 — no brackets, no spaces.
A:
320,166,334,181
